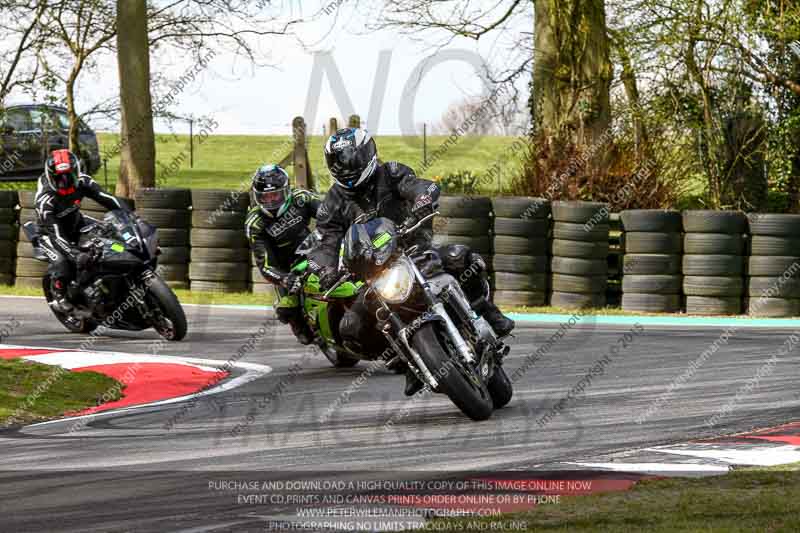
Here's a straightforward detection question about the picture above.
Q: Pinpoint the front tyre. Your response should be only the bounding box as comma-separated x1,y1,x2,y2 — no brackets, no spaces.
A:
146,276,187,341
411,323,493,421
488,365,513,409
42,275,97,334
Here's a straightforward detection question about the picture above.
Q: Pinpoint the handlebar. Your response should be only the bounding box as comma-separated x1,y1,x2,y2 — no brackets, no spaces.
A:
399,211,439,237
323,272,352,298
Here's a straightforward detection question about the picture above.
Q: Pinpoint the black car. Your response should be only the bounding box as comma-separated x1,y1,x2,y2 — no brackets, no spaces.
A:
0,104,101,181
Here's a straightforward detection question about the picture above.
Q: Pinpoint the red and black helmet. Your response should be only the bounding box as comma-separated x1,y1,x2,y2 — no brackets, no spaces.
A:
45,149,81,193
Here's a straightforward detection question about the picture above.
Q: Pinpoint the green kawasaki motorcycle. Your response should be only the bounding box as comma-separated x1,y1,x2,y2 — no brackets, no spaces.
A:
291,212,513,421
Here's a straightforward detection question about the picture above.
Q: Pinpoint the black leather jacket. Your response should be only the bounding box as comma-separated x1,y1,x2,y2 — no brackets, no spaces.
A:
311,161,440,272
34,174,123,259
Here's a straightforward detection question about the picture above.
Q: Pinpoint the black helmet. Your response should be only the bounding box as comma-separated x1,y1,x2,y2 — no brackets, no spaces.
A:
251,164,291,217
45,149,81,193
324,127,378,190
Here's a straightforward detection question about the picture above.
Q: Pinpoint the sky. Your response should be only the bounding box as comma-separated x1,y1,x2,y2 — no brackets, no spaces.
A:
8,1,531,136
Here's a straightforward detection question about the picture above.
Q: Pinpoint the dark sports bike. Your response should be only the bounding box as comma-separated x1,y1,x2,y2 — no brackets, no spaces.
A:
23,209,187,341
294,212,512,421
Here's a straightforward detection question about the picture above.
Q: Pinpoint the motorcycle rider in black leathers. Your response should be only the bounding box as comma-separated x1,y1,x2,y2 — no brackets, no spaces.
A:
34,149,127,313
245,164,321,345
310,128,515,395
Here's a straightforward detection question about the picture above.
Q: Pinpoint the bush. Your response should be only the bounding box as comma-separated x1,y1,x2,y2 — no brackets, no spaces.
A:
436,170,482,195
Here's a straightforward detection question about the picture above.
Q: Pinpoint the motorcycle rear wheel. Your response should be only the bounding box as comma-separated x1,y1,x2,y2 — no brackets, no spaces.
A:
42,276,97,334
411,323,493,421
146,276,188,341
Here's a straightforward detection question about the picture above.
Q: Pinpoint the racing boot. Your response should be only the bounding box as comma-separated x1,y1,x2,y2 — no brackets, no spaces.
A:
404,365,424,396
288,316,314,345
50,279,74,314
475,298,515,337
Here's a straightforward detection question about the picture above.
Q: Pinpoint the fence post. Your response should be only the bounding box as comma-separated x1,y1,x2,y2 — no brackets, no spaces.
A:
292,116,314,191
348,114,361,128
329,117,338,135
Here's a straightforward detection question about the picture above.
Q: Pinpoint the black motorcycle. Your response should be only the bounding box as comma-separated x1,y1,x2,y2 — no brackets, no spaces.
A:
323,213,513,421
23,209,187,341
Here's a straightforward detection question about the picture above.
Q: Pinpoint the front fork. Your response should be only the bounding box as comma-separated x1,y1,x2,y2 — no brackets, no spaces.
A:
379,256,480,391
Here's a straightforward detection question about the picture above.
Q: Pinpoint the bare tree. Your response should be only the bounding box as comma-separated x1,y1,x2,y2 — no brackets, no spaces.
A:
0,0,48,104
37,0,117,153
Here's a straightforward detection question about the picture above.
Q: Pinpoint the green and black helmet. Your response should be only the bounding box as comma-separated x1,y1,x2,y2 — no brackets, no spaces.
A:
251,164,292,218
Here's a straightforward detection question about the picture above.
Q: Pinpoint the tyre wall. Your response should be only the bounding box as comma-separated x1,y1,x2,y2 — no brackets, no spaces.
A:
549,201,609,309
745,214,800,317
620,210,683,313
3,188,800,317
189,189,250,293
0,191,18,286
489,197,549,308
134,188,189,290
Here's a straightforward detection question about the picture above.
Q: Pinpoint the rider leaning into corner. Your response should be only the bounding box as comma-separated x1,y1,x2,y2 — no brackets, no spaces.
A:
246,164,321,345
34,149,129,313
309,127,515,395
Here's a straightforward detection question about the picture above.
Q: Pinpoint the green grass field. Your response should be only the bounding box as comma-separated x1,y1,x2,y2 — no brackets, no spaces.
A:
425,463,800,532
0,358,121,426
0,133,522,193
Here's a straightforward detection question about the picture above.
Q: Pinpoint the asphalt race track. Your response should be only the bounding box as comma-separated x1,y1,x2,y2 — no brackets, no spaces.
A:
1,295,799,532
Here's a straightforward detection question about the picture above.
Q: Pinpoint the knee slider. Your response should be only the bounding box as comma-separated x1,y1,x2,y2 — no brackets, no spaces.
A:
443,244,471,272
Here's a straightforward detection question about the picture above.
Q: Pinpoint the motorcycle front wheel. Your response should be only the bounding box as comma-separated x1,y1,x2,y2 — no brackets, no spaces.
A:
42,275,97,334
487,365,513,409
146,276,187,341
411,323,493,421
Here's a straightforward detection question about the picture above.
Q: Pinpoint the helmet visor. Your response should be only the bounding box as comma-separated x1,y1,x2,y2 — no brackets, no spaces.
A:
53,171,76,190
256,189,286,210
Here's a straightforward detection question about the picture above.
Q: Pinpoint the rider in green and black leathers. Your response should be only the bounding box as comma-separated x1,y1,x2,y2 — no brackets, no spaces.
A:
245,164,321,345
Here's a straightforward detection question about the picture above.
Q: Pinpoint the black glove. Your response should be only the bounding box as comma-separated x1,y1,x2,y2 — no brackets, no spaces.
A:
77,251,93,270
284,273,304,296
411,194,435,220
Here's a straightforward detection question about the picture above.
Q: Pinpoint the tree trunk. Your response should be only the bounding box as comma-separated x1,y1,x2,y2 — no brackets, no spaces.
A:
615,35,651,163
65,68,80,154
532,0,612,151
115,0,155,196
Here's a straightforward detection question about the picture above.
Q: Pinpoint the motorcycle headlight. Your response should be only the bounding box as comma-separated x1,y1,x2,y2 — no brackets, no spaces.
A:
372,257,414,304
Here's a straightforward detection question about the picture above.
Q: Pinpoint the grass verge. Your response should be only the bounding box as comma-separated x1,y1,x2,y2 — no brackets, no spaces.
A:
425,463,800,532
0,284,270,306
0,358,121,426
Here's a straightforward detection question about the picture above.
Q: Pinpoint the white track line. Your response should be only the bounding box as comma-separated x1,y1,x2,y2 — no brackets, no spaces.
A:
565,462,730,474
643,444,800,467
1,343,272,427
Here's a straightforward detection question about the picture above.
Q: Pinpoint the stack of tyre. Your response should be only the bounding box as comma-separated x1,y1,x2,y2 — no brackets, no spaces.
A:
620,210,683,313
14,191,47,288
745,214,800,317
189,189,250,293
489,197,549,308
549,201,609,309
682,210,746,315
606,213,624,306
0,191,18,286
432,196,493,265
134,188,191,289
